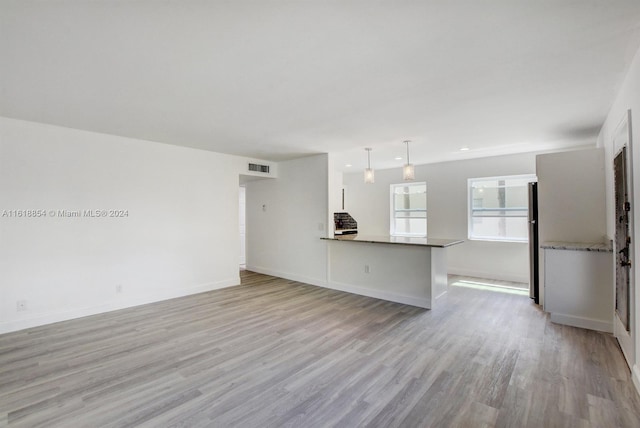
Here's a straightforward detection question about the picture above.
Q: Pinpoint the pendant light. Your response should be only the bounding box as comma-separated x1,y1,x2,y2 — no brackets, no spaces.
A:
364,148,375,184
402,140,415,181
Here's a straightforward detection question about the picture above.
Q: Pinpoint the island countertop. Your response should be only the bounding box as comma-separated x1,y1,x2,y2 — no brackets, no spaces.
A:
322,235,464,248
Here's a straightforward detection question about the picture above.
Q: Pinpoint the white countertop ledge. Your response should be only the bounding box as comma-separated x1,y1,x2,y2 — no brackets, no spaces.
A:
322,235,464,248
541,241,613,252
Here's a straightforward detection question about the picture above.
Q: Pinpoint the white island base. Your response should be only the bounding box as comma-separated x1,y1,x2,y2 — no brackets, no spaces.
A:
323,235,463,309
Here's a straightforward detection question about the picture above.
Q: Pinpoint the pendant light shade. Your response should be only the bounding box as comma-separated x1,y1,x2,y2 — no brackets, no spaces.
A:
403,163,415,181
403,140,415,181
364,148,375,184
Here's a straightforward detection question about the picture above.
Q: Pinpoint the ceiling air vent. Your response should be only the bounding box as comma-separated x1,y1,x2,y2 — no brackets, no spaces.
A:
248,163,270,173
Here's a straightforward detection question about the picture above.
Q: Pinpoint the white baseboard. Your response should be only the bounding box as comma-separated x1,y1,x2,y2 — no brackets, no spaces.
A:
245,265,327,288
326,280,431,309
448,267,528,284
0,277,240,335
549,312,613,333
246,265,431,309
632,365,640,396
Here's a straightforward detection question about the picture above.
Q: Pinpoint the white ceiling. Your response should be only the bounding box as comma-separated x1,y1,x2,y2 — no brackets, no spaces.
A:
2,1,640,171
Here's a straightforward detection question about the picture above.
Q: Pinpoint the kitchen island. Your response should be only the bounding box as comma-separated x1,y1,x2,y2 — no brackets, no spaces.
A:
322,235,463,309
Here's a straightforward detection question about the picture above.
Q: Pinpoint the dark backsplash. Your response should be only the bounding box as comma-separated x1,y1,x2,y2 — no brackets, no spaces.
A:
334,212,358,231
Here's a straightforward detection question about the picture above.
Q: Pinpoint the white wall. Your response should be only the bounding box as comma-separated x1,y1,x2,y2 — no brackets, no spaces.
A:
597,44,640,392
536,148,607,244
245,154,329,286
239,186,246,266
342,152,545,283
0,117,263,334
327,153,344,235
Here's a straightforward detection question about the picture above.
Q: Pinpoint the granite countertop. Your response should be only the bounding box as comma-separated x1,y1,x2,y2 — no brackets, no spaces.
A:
322,235,464,248
540,241,613,252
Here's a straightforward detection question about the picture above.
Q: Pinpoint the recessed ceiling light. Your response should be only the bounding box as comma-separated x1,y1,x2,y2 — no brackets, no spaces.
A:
395,156,403,160
460,147,470,151
345,164,352,167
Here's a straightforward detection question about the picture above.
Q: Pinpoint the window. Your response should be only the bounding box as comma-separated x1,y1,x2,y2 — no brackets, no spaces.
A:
468,175,536,242
390,182,427,236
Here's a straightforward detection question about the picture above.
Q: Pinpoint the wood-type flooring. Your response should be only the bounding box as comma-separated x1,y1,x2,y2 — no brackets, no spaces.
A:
1,271,639,427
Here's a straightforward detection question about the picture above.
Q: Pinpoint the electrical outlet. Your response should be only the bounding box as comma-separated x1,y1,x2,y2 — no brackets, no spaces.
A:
116,284,123,294
364,265,370,274
16,300,27,312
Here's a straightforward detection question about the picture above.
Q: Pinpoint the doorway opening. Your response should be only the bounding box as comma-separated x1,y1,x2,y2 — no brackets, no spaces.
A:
239,186,246,270
613,110,634,369
615,148,630,332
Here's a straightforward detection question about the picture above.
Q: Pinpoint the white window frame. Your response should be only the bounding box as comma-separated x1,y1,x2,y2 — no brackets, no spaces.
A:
467,174,536,243
390,182,427,237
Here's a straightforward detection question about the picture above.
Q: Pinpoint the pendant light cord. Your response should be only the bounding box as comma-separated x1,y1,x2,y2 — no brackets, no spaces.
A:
404,140,410,164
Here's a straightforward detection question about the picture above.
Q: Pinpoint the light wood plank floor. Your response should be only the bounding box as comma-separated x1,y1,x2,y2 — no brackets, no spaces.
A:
1,271,639,427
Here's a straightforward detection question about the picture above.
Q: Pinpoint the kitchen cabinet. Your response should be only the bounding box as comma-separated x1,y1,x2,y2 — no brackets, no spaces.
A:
542,242,613,332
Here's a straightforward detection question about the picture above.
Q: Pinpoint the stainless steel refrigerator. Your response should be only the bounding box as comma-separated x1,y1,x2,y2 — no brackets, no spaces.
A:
528,182,539,303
